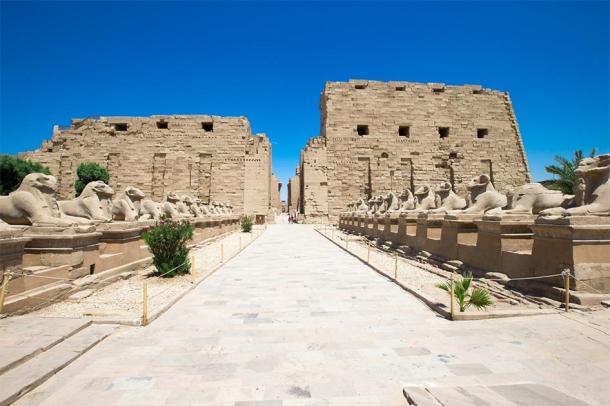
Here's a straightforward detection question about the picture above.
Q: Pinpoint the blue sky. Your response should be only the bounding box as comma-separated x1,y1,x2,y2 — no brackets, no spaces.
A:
1,1,609,200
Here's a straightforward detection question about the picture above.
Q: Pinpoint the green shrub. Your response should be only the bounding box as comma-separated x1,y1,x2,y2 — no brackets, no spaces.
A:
74,162,109,196
0,155,51,195
436,272,493,312
142,217,194,277
240,215,253,232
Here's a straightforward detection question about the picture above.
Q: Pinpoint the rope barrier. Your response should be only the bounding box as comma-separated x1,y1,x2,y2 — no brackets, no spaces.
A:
569,274,606,295
148,282,187,300
472,273,566,282
6,272,76,281
327,227,582,311
1,228,255,316
320,227,571,282
4,273,139,292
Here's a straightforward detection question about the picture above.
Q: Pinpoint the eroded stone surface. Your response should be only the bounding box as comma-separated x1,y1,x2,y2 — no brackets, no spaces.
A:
14,225,610,405
22,115,276,216
298,80,530,222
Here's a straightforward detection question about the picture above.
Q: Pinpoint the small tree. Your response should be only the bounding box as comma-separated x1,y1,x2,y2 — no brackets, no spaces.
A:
541,149,596,195
436,272,493,312
74,162,109,196
142,217,194,277
0,155,51,195
240,215,253,232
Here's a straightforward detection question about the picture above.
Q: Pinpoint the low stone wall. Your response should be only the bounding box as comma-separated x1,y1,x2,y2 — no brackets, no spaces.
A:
0,216,240,314
339,212,610,297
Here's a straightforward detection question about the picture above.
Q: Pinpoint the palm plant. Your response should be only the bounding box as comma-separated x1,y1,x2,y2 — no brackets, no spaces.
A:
541,149,596,194
436,272,493,312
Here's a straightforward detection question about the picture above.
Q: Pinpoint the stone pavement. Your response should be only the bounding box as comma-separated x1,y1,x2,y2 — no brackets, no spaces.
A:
15,225,610,405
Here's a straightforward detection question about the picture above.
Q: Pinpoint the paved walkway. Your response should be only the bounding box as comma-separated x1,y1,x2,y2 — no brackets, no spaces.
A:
17,225,610,405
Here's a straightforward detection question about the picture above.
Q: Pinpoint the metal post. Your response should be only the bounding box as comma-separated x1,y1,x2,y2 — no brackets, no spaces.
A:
564,269,570,312
0,270,10,315
142,282,148,326
332,228,335,241
346,237,349,250
220,243,224,263
367,242,371,263
239,235,242,250
450,273,455,320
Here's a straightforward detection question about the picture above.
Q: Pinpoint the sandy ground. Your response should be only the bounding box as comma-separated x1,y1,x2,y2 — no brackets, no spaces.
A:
15,224,610,406
318,227,562,314
31,228,264,320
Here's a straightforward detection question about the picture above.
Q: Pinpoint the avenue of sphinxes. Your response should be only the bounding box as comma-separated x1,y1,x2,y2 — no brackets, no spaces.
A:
0,79,609,406
3,1,610,404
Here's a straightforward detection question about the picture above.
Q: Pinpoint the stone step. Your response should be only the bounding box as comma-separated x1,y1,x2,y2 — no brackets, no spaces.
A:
92,259,149,286
403,387,442,405
403,383,592,406
2,282,72,314
0,323,118,405
6,265,71,296
98,252,122,259
0,317,91,375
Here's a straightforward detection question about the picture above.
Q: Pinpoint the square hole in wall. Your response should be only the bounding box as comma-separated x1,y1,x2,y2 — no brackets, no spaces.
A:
398,126,410,137
395,86,406,91
357,125,369,136
354,84,367,89
156,121,169,129
433,88,445,93
114,123,128,131
477,128,488,138
202,122,214,132
449,152,458,159
438,127,450,139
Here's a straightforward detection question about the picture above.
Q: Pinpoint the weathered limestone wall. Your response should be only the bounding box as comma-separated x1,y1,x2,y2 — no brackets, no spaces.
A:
244,134,272,215
287,168,300,214
300,80,531,221
23,115,273,215
300,137,329,222
270,174,282,214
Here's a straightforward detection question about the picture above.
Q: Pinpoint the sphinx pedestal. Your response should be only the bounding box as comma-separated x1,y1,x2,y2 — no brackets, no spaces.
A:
381,213,401,245
22,226,102,278
355,214,366,234
470,214,535,277
0,227,31,270
416,213,444,254
96,222,149,272
400,213,419,248
531,216,610,293
439,213,480,264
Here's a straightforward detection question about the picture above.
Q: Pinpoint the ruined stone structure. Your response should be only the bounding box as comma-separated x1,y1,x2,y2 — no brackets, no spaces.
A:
298,80,531,222
244,134,272,216
287,167,300,214
270,174,282,216
23,115,274,216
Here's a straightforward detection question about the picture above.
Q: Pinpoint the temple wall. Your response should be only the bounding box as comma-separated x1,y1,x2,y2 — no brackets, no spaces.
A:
22,115,273,215
300,80,531,221
244,134,272,216
287,171,300,214
300,137,329,222
270,174,282,215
